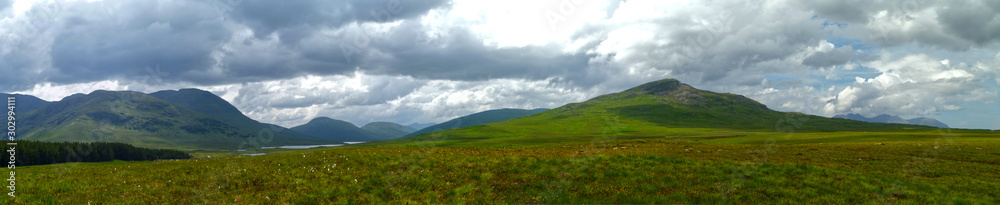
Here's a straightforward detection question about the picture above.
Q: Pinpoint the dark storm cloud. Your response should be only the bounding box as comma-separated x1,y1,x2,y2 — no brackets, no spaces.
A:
937,1,1000,46
0,0,591,91
214,19,591,84
799,0,1000,51
229,0,449,44
0,0,230,89
797,0,870,23
802,45,854,68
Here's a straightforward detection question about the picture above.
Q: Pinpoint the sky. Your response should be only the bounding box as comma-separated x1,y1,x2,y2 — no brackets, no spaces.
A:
0,0,998,129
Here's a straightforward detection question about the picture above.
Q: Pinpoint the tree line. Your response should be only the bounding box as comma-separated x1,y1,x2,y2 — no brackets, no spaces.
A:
2,140,191,166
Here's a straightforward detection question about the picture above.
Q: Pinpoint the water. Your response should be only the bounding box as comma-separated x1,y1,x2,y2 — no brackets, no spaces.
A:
242,153,266,156
260,144,345,149
343,141,367,144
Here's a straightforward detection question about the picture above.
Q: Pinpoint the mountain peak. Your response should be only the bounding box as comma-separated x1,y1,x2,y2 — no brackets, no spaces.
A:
307,116,352,125
624,78,693,95
293,117,377,141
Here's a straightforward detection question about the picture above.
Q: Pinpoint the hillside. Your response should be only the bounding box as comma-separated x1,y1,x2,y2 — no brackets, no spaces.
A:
150,89,261,130
3,93,50,113
361,122,416,139
150,88,331,143
406,122,436,130
18,90,325,150
405,108,549,137
834,113,950,128
291,117,382,142
386,79,937,146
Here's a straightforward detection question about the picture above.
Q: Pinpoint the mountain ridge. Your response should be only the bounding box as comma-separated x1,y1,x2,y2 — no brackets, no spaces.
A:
291,117,384,142
405,108,550,137
834,113,949,128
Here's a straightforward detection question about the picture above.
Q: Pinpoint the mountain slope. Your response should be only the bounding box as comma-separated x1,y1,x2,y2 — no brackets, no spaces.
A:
405,108,549,137
834,113,949,128
18,90,327,150
3,93,50,113
150,89,260,130
149,88,330,144
361,122,416,139
291,117,381,142
385,79,935,146
907,118,950,128
20,91,248,150
406,123,436,130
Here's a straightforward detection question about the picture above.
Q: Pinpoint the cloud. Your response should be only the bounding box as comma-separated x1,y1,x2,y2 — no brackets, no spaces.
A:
822,54,995,116
230,0,448,42
0,0,10,11
800,0,1000,50
220,73,589,127
2,0,999,129
802,45,854,68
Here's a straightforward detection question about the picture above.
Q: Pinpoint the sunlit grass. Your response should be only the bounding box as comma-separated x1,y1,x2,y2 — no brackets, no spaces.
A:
4,134,998,204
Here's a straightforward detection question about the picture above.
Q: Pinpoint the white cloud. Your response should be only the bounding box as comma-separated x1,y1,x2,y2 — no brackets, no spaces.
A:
822,54,995,116
222,72,590,127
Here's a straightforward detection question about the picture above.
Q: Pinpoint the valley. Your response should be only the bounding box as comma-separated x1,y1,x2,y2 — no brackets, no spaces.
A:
2,78,997,204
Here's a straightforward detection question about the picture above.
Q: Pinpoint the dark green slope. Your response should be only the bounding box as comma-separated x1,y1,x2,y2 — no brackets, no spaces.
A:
405,108,549,137
150,89,260,130
18,90,325,150
149,88,331,144
3,93,50,113
387,79,936,146
291,117,382,142
361,122,416,139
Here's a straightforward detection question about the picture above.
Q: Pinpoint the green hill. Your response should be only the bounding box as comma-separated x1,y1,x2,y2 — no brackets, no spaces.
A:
405,108,549,137
149,88,332,144
3,93,50,113
18,90,324,150
361,122,416,139
387,79,937,146
291,117,382,142
149,89,261,130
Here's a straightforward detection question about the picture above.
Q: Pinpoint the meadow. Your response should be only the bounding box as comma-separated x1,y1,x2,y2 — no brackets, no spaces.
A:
2,129,997,204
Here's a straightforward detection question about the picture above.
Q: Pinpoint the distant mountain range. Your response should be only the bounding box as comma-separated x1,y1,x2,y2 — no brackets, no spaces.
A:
405,108,549,137
362,122,417,139
833,113,949,128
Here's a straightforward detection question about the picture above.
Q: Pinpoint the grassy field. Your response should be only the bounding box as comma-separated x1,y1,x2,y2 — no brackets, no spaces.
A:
3,129,998,204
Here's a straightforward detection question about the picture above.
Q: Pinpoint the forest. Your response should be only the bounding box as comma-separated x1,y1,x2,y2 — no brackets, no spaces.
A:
2,140,191,167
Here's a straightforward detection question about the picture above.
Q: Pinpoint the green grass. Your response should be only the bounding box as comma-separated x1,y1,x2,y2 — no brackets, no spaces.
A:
4,131,998,204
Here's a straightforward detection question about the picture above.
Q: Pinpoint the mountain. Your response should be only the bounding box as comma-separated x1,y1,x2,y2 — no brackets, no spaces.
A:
149,88,329,143
3,93,50,113
291,117,382,142
406,123,436,130
17,90,329,151
405,108,549,137
150,89,260,130
907,118,950,128
833,113,949,128
361,122,416,139
389,79,935,146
